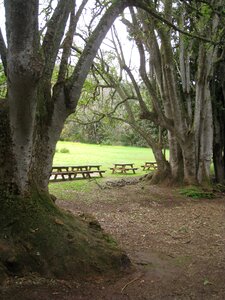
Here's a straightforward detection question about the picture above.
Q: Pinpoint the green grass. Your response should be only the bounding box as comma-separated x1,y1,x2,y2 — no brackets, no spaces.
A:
49,180,94,201
49,141,163,199
54,141,162,173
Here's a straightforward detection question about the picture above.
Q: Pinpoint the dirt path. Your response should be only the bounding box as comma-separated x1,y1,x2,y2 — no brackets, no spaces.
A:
1,180,225,299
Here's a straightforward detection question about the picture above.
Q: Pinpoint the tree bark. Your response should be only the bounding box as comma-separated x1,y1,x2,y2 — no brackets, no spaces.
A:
212,58,225,183
5,0,43,194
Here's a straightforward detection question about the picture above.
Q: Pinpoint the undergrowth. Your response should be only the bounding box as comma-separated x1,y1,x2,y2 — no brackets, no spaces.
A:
179,186,214,199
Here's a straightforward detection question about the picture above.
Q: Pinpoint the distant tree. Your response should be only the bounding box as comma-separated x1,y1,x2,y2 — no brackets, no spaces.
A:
84,47,170,182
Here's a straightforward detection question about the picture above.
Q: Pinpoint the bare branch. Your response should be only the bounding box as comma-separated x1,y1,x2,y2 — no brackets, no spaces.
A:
129,7,174,131
66,0,140,109
135,1,219,44
57,0,88,83
75,95,137,126
42,0,74,79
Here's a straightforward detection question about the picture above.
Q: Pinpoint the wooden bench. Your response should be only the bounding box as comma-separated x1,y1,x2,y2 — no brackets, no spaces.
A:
73,170,94,179
92,170,106,177
51,171,75,180
72,170,106,178
110,166,138,174
124,168,138,174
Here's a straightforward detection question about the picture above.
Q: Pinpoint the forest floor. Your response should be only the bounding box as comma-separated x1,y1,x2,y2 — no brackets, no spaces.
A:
1,177,225,299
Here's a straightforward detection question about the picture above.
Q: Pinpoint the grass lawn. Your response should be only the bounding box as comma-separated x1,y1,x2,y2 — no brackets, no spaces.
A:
54,141,159,172
49,141,163,198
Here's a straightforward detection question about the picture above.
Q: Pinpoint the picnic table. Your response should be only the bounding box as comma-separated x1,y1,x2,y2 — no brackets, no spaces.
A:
141,162,158,171
70,165,102,171
110,163,138,174
50,165,105,181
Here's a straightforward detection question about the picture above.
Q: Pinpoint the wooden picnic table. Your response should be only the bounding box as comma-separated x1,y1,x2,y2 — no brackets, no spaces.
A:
50,165,105,181
141,162,158,171
52,165,102,172
110,163,138,174
52,166,70,172
73,165,101,171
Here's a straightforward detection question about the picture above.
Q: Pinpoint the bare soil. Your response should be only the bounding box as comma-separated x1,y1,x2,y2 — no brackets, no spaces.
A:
1,178,225,299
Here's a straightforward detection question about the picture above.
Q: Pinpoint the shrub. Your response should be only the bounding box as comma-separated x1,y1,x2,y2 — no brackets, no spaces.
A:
60,147,70,153
179,186,214,199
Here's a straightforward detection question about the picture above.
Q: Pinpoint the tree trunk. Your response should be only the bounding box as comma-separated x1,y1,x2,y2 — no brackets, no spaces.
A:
31,82,71,191
168,131,184,183
212,60,225,183
5,0,42,194
0,100,16,191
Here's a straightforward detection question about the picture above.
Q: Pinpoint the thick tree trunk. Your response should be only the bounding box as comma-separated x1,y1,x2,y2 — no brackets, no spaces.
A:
5,0,42,194
213,102,225,183
181,135,198,185
0,101,16,191
31,83,71,191
168,131,184,183
149,145,171,184
197,92,213,185
212,60,225,183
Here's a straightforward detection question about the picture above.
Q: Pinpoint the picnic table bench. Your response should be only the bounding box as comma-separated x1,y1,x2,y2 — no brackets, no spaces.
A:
50,165,106,181
141,162,158,171
110,163,138,174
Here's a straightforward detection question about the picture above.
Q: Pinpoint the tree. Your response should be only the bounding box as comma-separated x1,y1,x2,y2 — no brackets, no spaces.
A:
122,0,224,185
85,40,170,182
0,0,154,281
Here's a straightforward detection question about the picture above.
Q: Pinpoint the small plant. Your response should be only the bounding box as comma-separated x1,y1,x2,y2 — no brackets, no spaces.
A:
213,184,225,192
60,147,70,153
179,186,214,199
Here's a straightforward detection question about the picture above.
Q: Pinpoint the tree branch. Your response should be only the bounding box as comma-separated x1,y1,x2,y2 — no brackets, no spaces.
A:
129,7,174,131
66,0,142,109
42,0,74,79
57,0,88,83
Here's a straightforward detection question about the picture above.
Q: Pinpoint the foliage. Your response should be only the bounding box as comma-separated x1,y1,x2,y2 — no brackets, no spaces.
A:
60,116,151,147
59,147,70,154
0,64,6,98
179,186,214,199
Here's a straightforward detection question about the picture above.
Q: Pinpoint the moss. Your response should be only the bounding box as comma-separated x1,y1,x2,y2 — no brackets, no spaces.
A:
0,188,130,280
179,186,214,199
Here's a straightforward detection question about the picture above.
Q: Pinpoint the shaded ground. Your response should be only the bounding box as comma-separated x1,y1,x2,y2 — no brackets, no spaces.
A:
1,178,225,299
